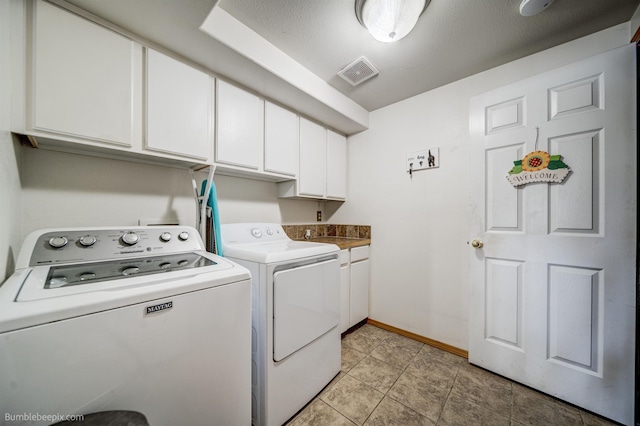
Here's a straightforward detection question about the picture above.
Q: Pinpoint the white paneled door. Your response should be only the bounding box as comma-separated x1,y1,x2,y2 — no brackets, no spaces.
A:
469,45,636,425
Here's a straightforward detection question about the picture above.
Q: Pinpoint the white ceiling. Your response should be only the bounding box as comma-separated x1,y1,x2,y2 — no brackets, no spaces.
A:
62,0,639,132
218,0,640,111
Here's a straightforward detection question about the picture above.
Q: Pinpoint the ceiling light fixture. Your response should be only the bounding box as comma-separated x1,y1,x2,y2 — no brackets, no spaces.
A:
355,0,430,43
519,0,554,16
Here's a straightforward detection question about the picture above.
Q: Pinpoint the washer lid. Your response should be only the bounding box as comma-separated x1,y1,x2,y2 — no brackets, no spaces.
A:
223,240,339,263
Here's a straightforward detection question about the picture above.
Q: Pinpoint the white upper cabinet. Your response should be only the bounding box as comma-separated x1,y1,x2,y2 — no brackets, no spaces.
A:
14,0,212,167
264,101,298,176
146,48,213,162
326,130,347,200
278,120,347,201
12,0,347,176
298,118,326,197
30,0,135,147
215,80,263,170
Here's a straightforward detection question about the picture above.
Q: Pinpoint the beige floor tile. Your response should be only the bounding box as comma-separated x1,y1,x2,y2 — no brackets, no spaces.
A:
459,362,513,388
342,345,366,372
451,365,512,414
511,383,582,426
321,374,384,426
415,343,466,368
581,410,620,426
342,331,380,354
439,392,510,426
319,371,345,399
286,399,356,426
386,371,449,422
320,326,623,426
347,355,404,393
364,396,434,426
370,339,422,369
404,355,459,390
357,324,396,342
383,332,425,351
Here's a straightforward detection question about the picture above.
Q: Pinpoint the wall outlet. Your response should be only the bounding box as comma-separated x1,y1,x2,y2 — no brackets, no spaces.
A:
317,210,322,222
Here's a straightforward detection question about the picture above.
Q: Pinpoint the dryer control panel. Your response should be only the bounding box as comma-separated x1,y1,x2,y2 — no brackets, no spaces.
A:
24,226,204,266
221,223,289,245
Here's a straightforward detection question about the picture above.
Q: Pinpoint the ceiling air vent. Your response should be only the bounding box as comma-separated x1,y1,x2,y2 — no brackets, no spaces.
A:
337,56,379,86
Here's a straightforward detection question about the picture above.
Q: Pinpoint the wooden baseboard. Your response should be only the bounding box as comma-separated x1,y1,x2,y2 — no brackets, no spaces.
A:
631,25,640,43
367,318,469,359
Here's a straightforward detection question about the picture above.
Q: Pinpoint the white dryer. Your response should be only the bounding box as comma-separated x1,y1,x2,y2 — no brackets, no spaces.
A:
0,226,251,426
221,223,341,426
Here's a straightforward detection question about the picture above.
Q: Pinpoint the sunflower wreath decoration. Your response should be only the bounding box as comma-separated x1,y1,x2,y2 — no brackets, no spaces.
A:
507,150,570,187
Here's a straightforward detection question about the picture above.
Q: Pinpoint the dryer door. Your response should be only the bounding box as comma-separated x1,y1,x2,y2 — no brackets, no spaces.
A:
273,258,340,362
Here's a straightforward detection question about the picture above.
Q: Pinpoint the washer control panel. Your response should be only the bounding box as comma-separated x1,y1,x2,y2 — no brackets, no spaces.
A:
28,226,202,266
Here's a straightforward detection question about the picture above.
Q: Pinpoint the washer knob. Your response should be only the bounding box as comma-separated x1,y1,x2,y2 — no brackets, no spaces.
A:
160,232,172,242
251,228,262,238
79,235,97,247
48,236,68,249
79,272,96,281
122,266,140,276
48,276,68,288
266,228,273,236
121,232,139,246
178,231,189,241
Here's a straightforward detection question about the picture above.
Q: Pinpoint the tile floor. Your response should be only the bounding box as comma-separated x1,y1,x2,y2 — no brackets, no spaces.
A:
286,324,619,426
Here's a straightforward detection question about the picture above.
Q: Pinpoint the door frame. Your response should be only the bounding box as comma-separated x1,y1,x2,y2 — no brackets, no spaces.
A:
635,43,639,426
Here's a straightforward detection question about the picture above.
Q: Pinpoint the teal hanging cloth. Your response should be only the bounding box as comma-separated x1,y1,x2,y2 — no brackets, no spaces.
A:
200,179,223,256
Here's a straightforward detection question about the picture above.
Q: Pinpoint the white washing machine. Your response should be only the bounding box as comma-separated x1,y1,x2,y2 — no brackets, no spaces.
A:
221,223,341,426
0,226,251,426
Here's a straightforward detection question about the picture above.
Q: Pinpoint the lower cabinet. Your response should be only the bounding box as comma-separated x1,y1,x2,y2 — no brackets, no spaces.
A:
340,245,370,333
340,250,351,333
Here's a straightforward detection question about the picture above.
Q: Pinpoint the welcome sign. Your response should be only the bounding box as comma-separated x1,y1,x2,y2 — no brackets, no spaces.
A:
507,150,570,187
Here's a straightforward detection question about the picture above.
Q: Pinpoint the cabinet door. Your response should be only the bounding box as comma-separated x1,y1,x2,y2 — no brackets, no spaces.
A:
32,0,134,146
298,118,326,197
340,264,350,333
326,130,347,200
216,80,263,169
264,101,298,176
146,49,212,161
349,258,370,327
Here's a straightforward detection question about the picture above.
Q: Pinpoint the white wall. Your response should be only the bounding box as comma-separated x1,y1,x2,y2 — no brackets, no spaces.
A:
328,23,632,350
0,0,23,282
18,148,320,242
631,3,640,39
0,0,326,283
2,5,632,354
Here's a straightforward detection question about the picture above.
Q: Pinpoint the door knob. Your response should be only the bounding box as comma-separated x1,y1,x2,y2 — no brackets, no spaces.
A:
471,239,484,248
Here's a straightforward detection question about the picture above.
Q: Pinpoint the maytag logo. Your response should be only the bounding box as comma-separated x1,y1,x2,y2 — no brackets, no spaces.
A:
145,301,173,315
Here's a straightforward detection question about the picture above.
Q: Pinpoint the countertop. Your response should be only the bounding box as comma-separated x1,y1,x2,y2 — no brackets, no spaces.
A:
296,237,371,250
